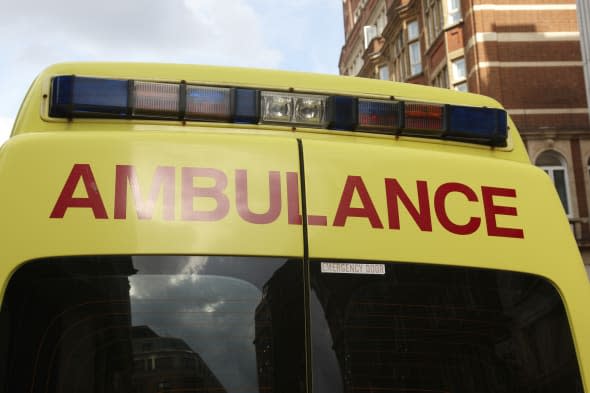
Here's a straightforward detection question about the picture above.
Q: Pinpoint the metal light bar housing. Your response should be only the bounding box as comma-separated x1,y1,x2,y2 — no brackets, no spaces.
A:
49,75,508,147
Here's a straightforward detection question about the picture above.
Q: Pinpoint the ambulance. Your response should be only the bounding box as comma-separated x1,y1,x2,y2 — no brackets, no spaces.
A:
0,62,588,393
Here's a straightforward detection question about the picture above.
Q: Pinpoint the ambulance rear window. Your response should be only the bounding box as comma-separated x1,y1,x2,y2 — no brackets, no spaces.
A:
310,260,583,393
0,256,305,393
0,257,583,393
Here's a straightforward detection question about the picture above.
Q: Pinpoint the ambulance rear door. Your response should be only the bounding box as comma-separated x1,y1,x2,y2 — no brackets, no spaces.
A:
0,130,308,393
301,136,589,393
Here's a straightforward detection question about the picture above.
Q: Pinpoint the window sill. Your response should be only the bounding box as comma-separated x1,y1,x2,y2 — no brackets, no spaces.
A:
444,19,464,31
405,72,425,82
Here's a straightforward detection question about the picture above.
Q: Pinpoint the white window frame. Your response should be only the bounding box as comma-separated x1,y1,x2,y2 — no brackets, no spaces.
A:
432,66,449,88
423,0,443,47
407,20,422,76
536,152,572,217
378,64,389,80
451,57,467,91
376,8,387,35
409,42,422,75
392,31,406,81
364,25,378,49
447,0,462,26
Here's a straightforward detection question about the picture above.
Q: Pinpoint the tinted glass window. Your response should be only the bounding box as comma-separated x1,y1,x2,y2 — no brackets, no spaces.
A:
310,261,583,393
1,256,305,393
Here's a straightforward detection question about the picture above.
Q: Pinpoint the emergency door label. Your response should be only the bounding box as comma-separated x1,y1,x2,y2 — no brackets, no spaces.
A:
321,262,385,275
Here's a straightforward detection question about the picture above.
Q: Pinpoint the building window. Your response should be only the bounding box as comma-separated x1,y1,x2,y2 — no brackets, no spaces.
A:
451,57,467,91
364,25,377,49
432,66,449,88
447,0,462,25
378,64,389,80
392,31,407,81
536,151,571,216
376,8,387,35
423,0,443,46
408,19,420,41
351,48,364,76
407,20,422,76
454,81,468,92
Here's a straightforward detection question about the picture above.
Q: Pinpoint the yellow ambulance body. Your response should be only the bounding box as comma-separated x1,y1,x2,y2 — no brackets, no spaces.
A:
0,63,588,393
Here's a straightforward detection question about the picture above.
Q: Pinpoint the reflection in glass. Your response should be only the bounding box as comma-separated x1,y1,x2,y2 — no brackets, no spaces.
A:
1,255,583,393
1,256,305,393
131,325,224,393
310,261,583,393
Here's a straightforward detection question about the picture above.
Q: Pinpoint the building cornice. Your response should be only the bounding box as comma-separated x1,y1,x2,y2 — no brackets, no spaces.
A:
520,129,590,139
339,0,380,70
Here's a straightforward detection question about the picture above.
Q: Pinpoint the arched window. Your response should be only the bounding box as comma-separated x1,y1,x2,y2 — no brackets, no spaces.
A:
535,151,571,216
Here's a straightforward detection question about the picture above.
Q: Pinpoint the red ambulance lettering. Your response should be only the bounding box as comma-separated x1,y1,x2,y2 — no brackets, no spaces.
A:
114,165,175,220
333,176,384,229
236,170,281,224
50,164,108,219
287,171,303,225
50,164,523,238
482,186,524,239
286,172,328,226
181,167,230,221
385,179,432,231
434,182,481,235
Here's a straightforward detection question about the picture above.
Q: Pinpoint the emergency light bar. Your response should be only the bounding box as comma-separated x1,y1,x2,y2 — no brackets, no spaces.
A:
49,75,508,147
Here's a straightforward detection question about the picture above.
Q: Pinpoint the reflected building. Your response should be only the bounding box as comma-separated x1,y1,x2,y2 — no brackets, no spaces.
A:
254,260,306,393
1,256,138,393
2,256,304,393
47,257,137,393
131,326,226,393
307,262,582,393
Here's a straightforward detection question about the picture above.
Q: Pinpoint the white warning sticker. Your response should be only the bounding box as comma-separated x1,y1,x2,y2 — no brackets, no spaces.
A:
320,262,385,275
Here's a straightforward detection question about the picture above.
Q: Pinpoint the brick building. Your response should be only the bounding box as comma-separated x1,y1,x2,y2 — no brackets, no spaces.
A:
340,0,590,269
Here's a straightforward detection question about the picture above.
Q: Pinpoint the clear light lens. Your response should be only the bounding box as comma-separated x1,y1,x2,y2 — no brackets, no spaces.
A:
261,93,293,123
404,102,445,134
186,86,231,120
294,96,327,125
133,81,179,117
261,92,327,126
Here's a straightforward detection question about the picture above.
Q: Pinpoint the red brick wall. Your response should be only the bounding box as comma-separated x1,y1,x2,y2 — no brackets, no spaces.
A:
478,66,586,107
429,38,447,71
447,27,464,52
471,41,581,62
462,0,585,130
476,10,579,32
511,113,590,131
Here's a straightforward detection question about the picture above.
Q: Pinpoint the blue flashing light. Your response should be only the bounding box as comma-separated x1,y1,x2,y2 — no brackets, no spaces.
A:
50,76,129,118
185,85,231,120
447,105,508,146
327,96,357,130
233,88,259,123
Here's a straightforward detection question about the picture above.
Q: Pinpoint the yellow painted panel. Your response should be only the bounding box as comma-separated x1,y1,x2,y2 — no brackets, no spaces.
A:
0,132,303,272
